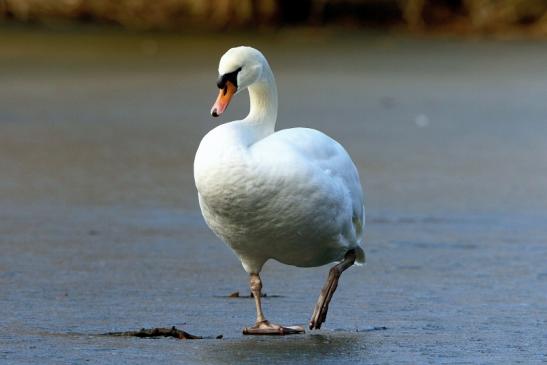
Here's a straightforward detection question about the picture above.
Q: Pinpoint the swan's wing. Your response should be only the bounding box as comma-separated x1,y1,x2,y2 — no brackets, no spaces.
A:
250,127,365,243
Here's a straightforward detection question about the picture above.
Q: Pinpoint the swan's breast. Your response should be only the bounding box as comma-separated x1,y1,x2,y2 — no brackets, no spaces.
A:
196,137,348,245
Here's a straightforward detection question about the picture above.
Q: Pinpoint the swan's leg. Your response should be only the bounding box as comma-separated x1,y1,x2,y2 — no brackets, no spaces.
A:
250,273,266,323
242,273,304,335
309,249,356,330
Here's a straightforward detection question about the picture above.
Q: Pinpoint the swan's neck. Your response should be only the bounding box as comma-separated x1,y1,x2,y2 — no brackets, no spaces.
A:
241,64,278,142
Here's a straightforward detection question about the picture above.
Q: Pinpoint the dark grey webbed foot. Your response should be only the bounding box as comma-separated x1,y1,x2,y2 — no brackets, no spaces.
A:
309,249,356,330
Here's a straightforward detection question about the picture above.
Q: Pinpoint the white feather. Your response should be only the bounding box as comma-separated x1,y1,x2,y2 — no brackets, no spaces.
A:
194,46,365,273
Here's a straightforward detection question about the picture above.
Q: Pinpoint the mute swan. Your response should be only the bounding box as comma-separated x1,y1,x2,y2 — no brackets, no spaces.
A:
194,46,365,335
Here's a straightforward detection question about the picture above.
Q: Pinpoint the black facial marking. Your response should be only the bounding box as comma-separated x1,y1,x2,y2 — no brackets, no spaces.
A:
216,67,242,89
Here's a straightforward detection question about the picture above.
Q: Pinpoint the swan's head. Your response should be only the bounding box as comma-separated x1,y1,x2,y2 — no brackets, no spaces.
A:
211,46,266,117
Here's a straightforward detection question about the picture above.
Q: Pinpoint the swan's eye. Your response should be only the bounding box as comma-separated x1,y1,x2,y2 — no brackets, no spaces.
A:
217,67,242,89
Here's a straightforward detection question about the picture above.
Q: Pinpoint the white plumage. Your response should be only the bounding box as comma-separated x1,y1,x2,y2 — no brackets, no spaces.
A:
194,46,365,275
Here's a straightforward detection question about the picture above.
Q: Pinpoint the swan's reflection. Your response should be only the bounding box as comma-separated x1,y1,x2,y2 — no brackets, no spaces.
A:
199,332,368,364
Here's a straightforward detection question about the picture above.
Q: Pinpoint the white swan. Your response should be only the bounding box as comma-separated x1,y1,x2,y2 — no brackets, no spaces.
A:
194,46,365,334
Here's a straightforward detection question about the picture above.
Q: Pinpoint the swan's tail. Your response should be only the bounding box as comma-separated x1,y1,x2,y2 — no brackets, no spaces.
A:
353,245,366,266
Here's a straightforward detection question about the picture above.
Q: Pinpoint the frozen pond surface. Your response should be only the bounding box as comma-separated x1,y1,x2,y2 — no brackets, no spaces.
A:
1,28,547,364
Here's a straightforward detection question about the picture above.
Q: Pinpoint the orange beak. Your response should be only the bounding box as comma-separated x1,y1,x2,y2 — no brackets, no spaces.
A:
211,80,237,117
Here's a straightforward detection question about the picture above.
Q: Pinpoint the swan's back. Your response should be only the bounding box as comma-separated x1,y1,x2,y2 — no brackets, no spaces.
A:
251,127,365,247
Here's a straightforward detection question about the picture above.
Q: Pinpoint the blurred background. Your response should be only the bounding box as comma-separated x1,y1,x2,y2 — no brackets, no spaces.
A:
3,0,547,34
1,1,547,364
